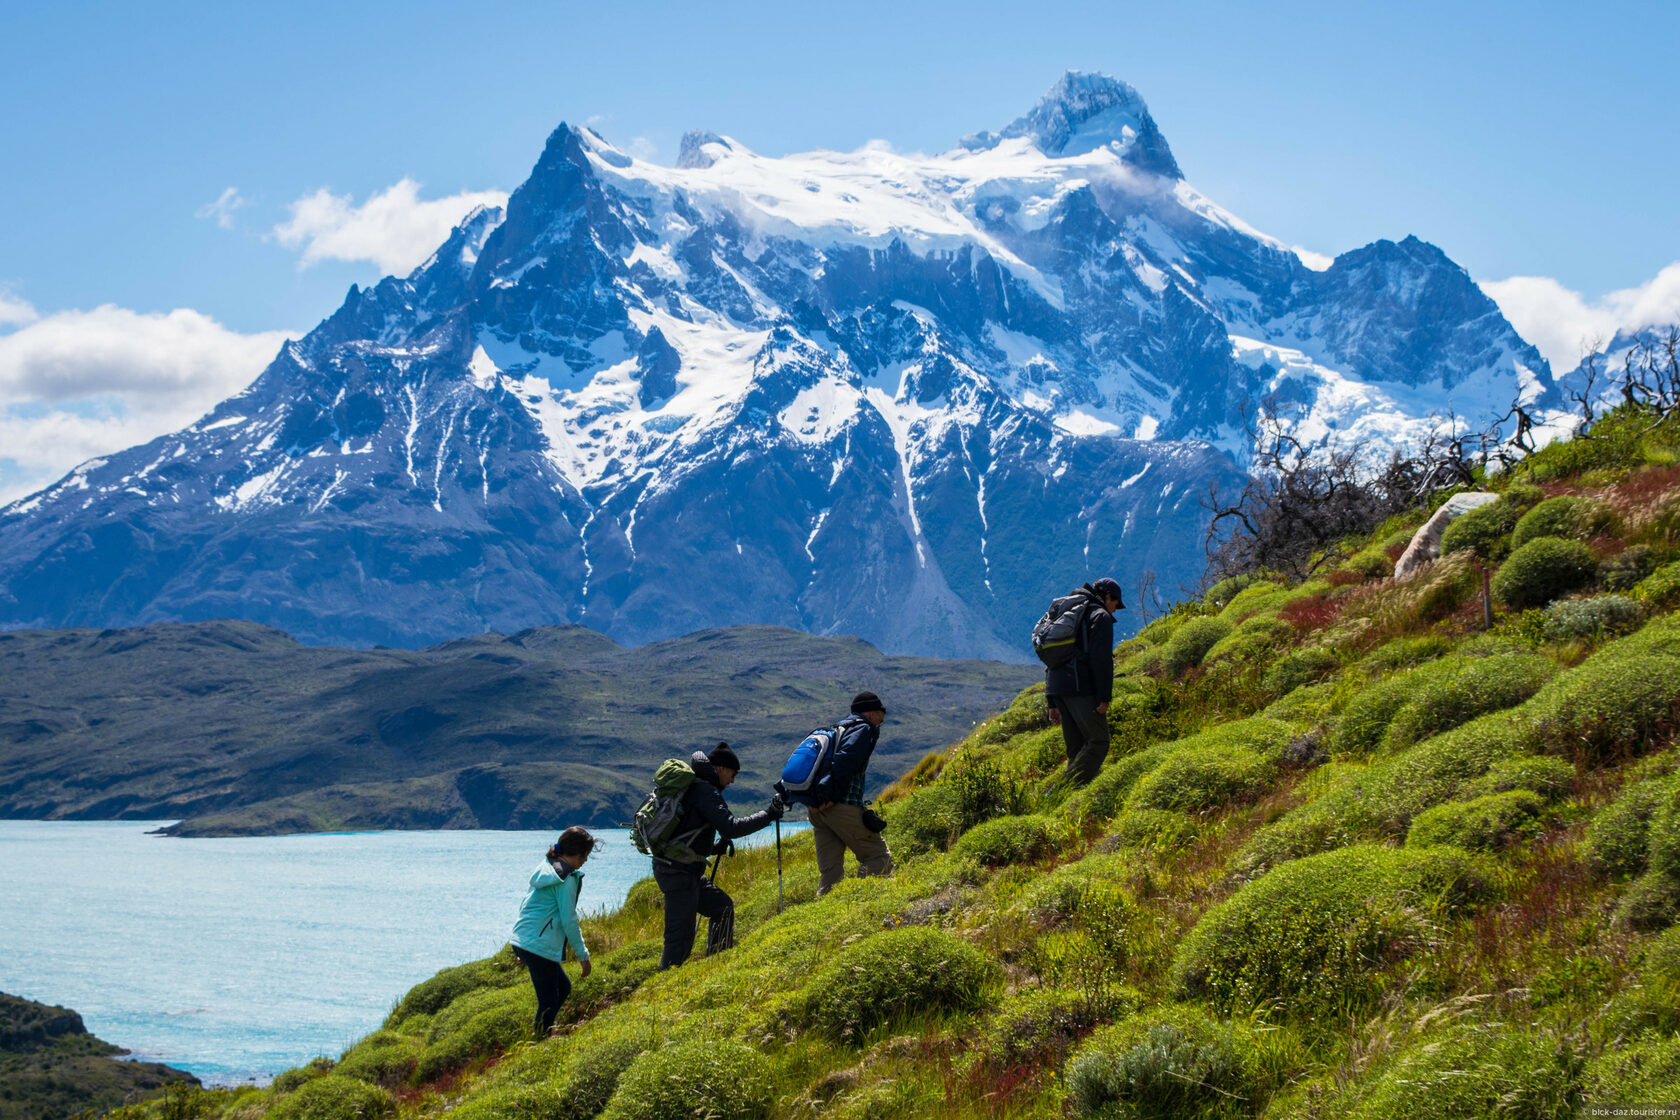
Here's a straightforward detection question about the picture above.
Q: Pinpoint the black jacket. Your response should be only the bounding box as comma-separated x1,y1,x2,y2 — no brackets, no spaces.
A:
1043,587,1115,699
666,751,775,871
811,716,878,805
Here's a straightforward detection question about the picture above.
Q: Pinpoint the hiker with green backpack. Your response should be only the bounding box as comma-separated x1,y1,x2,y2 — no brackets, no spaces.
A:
632,742,783,969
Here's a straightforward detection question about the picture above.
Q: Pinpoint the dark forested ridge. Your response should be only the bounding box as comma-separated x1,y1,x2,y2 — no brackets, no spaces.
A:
0,619,1035,836
0,993,196,1120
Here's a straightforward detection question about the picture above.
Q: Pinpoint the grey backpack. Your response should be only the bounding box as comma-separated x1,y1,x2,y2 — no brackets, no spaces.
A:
1031,593,1092,667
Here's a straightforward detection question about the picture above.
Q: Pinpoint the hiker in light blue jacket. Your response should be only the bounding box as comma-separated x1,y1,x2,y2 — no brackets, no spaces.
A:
510,826,596,1037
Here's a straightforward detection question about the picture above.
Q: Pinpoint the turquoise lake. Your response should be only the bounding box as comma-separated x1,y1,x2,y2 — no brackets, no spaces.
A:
0,820,803,1085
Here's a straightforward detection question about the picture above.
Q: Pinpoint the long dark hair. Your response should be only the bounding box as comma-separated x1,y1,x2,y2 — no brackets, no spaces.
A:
548,826,597,862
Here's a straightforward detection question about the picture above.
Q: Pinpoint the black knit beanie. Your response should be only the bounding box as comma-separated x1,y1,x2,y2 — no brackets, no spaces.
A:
707,742,741,772
1091,577,1125,608
850,690,885,715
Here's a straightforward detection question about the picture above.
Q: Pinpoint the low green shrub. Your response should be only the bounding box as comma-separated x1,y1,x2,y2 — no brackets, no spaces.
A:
1010,859,1128,926
334,1032,421,1088
266,1077,392,1120
1502,481,1546,511
1491,537,1597,609
1541,594,1645,641
1584,773,1680,878
1406,790,1547,851
1602,924,1680,1039
553,1030,651,1120
886,782,965,855
1217,580,1290,619
558,940,661,1026
1635,560,1680,609
1642,921,1680,982
888,750,1028,853
1332,1022,1584,1120
271,1059,333,1093
1235,713,1530,876
1380,652,1555,752
799,927,996,1044
1601,544,1660,592
1107,808,1198,852
415,985,532,1081
951,813,1055,867
1065,1006,1268,1120
1175,844,1496,1015
1331,661,1444,759
1584,1030,1680,1107
971,987,1140,1073
1162,617,1234,675
1459,755,1575,801
1262,647,1339,694
1524,633,1680,764
1138,606,1197,645
1361,635,1451,672
1440,500,1520,560
600,1039,772,1120
1204,574,1264,608
1342,549,1394,579
385,952,518,1028
971,687,1051,748
1511,495,1582,549
1202,613,1290,667
1061,745,1171,825
1617,871,1680,931
1126,744,1275,813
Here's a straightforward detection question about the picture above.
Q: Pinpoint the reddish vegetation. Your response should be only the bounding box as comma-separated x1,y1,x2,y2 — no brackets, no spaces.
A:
1280,593,1339,633
1611,462,1680,505
1328,569,1364,588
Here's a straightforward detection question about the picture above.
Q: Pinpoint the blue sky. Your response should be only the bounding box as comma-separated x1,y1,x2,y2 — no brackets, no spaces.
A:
1,0,1677,501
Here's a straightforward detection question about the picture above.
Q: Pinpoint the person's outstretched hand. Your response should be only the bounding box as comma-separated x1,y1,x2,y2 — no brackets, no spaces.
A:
765,797,785,820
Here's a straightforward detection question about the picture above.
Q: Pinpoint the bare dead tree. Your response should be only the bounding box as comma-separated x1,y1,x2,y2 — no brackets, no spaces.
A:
1135,568,1166,623
1202,399,1428,581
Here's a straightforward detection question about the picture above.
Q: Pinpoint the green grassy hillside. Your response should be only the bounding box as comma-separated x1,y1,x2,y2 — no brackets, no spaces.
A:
0,623,1033,836
108,406,1680,1117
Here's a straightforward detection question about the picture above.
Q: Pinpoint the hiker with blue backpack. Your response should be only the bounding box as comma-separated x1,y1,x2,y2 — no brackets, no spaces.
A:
509,826,596,1038
1033,576,1125,786
632,742,783,969
780,691,893,896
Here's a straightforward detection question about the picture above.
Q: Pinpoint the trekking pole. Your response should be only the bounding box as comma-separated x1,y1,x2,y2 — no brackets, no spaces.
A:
775,818,784,914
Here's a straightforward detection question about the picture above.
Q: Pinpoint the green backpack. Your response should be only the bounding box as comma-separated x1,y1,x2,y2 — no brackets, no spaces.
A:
631,758,707,863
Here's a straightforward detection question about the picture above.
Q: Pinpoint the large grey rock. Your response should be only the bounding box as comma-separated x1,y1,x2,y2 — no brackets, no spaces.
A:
1394,493,1501,579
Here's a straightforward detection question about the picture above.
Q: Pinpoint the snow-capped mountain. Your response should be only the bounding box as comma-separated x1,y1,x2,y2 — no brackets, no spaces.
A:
0,73,1556,659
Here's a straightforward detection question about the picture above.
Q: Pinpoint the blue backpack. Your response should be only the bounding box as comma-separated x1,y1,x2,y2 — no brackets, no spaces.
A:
778,724,845,805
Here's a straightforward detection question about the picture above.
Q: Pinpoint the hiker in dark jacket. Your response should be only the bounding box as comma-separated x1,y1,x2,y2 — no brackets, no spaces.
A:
1045,577,1124,785
809,691,893,895
653,742,782,969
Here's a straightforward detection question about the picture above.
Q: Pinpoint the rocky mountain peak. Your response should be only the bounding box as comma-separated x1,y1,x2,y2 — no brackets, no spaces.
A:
964,71,1182,178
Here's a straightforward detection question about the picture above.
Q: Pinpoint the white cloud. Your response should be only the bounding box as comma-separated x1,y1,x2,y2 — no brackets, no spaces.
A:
1292,245,1334,272
1483,262,1680,372
0,292,38,327
195,186,249,230
0,305,292,504
272,178,509,275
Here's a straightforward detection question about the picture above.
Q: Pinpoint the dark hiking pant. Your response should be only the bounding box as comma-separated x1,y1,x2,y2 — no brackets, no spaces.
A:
512,946,571,1037
653,862,734,969
1054,693,1109,785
